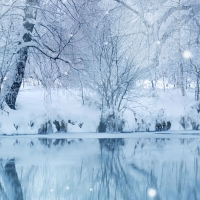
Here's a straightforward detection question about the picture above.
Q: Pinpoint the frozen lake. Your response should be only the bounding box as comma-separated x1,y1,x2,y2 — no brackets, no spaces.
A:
0,136,200,200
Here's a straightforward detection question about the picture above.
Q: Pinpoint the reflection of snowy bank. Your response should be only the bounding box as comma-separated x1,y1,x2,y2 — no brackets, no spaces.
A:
0,138,200,199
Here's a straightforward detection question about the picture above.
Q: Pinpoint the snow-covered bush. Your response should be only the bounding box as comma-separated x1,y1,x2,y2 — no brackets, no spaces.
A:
188,117,200,130
180,103,200,130
98,114,125,133
135,118,151,132
38,120,53,134
53,120,67,132
132,109,171,132
154,109,171,131
179,116,190,130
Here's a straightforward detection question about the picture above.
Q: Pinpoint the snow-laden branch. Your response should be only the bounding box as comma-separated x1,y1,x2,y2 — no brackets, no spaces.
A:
113,0,150,28
28,43,74,68
157,5,192,32
0,0,18,20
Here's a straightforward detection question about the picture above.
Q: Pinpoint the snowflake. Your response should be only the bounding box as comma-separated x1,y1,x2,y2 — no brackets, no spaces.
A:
182,50,192,59
156,41,161,45
147,188,157,197
105,11,109,15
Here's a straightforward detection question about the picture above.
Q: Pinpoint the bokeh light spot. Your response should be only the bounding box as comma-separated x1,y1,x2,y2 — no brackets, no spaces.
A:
183,50,192,59
147,188,157,197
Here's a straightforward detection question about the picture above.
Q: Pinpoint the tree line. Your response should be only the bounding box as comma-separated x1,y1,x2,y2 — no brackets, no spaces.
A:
0,0,200,131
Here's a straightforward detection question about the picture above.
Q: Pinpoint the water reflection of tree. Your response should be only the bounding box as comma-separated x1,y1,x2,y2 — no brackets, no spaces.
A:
0,138,199,199
0,159,23,200
95,138,164,200
95,139,152,199
97,138,127,199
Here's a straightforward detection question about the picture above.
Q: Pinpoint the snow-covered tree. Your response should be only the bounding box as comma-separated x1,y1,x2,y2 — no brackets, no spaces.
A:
81,11,144,132
113,0,200,96
1,0,39,109
0,0,88,109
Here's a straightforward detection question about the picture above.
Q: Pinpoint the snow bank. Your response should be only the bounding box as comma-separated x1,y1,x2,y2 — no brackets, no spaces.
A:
0,86,199,135
0,86,100,135
124,89,198,132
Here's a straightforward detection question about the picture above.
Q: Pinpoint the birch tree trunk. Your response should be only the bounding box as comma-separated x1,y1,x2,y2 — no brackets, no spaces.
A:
2,0,39,109
178,0,185,96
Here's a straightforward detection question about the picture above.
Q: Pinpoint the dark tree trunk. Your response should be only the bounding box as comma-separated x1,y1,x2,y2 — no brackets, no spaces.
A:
5,48,28,109
5,0,38,109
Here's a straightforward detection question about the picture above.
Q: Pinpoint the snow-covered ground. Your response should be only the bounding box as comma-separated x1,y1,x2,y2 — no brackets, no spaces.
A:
0,86,101,134
0,85,199,135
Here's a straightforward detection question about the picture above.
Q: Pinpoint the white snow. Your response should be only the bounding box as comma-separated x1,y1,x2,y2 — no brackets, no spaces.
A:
0,86,100,135
0,131,200,139
0,84,199,135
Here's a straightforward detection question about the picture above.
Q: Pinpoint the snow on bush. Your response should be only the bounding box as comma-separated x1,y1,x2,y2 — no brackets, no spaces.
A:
0,86,198,134
179,103,200,130
0,86,101,134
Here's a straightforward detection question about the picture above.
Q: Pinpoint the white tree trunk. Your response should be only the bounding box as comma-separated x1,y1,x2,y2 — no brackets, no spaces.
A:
178,0,185,96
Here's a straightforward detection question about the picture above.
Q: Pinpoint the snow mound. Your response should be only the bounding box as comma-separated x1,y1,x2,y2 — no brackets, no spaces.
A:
0,86,100,135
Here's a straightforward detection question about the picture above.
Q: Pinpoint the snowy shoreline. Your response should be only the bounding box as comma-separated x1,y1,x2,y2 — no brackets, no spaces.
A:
1,86,200,135
0,130,200,139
